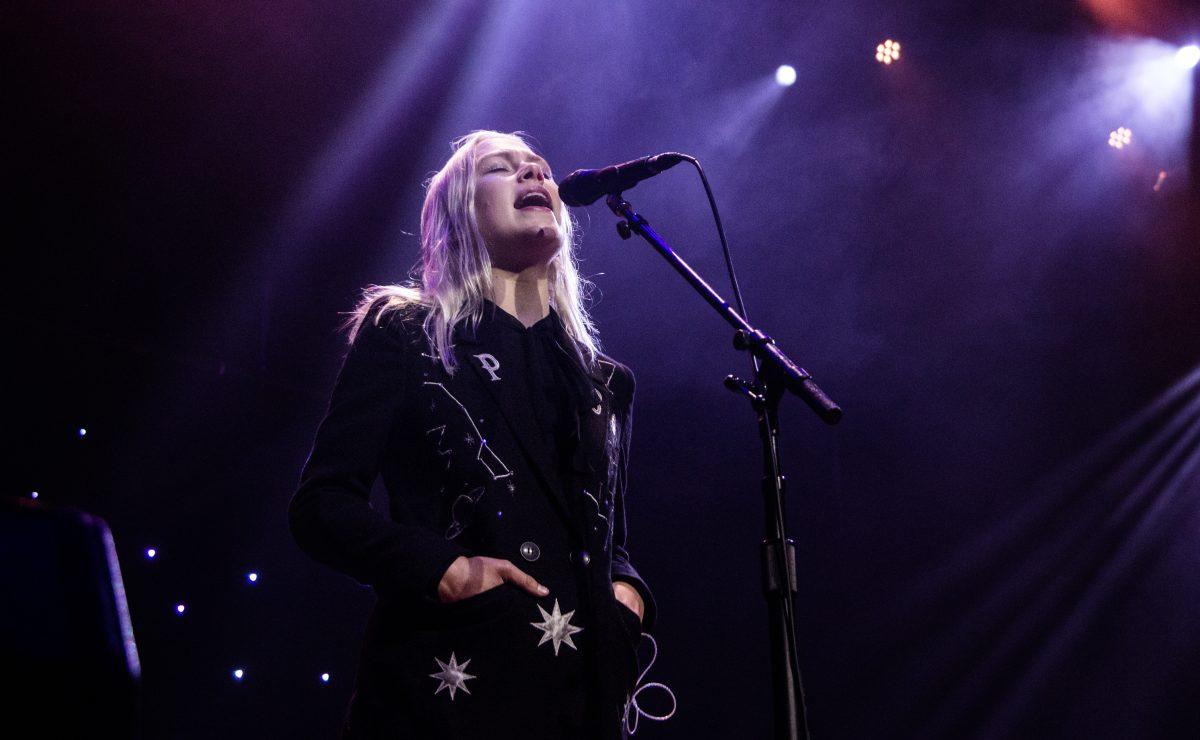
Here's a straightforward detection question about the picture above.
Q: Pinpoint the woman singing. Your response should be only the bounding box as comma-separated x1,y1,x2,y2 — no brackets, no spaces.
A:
289,130,656,739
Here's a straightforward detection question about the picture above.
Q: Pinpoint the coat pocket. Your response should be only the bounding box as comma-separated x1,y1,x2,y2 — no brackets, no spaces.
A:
615,600,643,646
433,582,517,629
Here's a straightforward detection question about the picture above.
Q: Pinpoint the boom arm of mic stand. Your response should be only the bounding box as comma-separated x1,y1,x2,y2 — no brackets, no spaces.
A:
605,194,842,425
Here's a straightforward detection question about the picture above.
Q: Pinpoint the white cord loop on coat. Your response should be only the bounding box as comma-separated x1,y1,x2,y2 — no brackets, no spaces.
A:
621,632,676,734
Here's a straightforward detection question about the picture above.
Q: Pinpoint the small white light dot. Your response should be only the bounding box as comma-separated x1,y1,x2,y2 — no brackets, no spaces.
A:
175,603,187,615
31,491,39,499
232,668,244,680
78,428,87,437
775,64,797,87
146,548,157,559
247,572,258,583
320,673,330,683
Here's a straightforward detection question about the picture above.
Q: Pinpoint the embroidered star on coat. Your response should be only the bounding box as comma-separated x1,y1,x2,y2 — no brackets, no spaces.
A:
531,599,583,656
429,652,476,700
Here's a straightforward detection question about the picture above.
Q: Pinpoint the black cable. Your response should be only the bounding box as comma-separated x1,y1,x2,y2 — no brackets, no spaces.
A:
680,155,761,375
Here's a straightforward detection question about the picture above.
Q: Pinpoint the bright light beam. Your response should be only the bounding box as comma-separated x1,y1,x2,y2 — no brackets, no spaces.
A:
1176,44,1200,70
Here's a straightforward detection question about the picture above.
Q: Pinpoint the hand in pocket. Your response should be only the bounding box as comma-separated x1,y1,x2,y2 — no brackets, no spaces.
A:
437,555,550,603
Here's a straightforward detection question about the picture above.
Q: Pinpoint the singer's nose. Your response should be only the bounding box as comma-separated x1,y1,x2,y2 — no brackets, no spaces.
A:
521,162,546,181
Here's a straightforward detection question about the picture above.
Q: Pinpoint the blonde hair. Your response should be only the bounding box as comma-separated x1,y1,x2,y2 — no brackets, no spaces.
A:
344,130,600,374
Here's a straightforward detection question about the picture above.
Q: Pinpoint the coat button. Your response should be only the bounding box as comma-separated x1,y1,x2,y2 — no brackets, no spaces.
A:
571,549,591,567
519,541,541,562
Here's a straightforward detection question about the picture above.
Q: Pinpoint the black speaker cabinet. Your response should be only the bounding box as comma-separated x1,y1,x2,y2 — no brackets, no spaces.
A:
1,497,141,736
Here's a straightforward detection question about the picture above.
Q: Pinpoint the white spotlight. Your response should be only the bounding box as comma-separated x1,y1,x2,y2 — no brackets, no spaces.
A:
320,673,331,683
1108,126,1133,149
146,548,157,559
1177,45,1200,70
232,668,244,681
876,39,901,65
247,572,258,583
175,603,187,615
775,64,797,87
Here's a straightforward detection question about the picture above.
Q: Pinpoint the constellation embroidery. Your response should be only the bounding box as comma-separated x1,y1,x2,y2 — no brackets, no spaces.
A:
583,487,615,553
582,489,609,523
422,382,513,481
597,359,618,388
606,413,621,484
424,424,453,470
445,486,486,540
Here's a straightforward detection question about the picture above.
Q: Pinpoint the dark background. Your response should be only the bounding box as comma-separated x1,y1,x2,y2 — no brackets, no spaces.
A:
11,1,1200,737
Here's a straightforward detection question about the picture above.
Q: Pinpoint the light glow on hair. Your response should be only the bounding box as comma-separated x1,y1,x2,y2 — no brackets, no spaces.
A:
345,130,600,375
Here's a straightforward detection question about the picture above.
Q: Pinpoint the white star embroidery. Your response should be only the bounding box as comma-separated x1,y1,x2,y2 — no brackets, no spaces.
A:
429,652,476,700
530,599,583,656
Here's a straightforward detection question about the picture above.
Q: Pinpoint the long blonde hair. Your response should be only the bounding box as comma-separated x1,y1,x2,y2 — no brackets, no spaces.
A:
344,130,600,374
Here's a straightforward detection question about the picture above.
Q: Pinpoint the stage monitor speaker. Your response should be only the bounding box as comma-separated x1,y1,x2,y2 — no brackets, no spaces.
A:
0,496,141,736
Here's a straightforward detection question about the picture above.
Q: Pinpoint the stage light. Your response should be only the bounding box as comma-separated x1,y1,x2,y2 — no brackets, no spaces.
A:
78,428,87,437
1177,45,1200,69
1108,126,1133,149
876,39,901,65
320,673,331,683
247,572,258,583
146,548,157,559
175,603,187,615
232,668,244,681
31,491,39,499
775,64,797,87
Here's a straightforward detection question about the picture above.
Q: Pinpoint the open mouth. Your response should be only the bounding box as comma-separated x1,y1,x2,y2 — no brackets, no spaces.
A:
515,189,553,211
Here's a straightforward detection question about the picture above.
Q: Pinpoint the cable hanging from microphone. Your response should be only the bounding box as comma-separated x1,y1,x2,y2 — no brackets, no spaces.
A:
560,152,753,338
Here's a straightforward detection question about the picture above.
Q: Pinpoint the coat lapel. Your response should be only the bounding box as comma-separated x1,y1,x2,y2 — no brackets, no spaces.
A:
455,323,585,543
450,307,619,547
550,331,613,483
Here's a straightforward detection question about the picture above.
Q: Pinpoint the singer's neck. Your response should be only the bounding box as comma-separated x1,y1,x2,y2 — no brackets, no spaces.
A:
489,265,550,328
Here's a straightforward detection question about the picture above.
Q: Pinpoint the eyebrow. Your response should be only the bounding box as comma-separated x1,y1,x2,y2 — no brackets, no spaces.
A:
479,150,552,172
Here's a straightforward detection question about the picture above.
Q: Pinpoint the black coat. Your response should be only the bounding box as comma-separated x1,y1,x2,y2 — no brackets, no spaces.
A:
289,300,656,739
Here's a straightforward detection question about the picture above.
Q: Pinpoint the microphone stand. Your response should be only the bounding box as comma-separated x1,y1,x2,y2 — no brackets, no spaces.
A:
606,193,842,740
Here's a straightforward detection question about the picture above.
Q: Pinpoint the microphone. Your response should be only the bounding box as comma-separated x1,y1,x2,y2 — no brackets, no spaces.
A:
558,152,688,206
